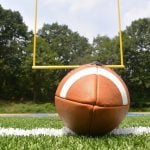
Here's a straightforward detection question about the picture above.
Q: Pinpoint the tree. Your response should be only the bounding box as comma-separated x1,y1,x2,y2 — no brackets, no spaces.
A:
21,36,59,101
19,23,93,101
120,18,150,101
27,23,93,101
38,23,92,65
91,18,150,102
92,35,120,65
0,5,28,99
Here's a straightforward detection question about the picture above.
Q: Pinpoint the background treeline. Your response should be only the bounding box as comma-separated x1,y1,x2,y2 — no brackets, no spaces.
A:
0,5,149,106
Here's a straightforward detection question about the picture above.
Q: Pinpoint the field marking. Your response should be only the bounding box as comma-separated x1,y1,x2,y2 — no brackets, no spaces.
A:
110,127,150,135
0,127,75,137
0,127,149,136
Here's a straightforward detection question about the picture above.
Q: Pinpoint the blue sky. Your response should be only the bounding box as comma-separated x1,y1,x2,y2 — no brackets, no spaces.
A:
0,0,150,42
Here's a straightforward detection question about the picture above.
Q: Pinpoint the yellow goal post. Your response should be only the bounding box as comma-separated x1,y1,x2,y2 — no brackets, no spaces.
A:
32,0,124,70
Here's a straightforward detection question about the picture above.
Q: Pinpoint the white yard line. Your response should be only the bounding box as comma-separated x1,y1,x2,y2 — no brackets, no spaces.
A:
0,127,75,136
110,127,150,135
0,127,149,136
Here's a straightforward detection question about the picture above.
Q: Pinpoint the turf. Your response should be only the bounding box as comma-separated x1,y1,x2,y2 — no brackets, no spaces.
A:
0,135,149,150
0,101,56,113
0,117,63,129
0,116,150,150
0,100,150,113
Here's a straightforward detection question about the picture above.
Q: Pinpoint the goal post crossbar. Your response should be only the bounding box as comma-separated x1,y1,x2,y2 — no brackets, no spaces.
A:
32,0,124,70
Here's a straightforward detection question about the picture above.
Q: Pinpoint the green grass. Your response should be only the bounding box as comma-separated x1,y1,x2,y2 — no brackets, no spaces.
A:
0,116,150,149
0,101,56,113
0,135,149,150
0,100,150,113
130,102,150,112
129,107,150,112
0,116,149,129
0,117,62,129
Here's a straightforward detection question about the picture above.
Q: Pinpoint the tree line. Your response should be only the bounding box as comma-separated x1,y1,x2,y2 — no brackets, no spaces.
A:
0,5,149,104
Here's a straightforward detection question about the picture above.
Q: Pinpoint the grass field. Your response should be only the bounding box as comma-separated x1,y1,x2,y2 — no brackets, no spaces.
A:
0,101,56,113
0,116,150,150
0,100,150,113
0,100,149,149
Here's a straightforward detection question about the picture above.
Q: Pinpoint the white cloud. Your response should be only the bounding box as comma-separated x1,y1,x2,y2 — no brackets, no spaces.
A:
0,0,150,42
36,0,118,42
42,0,102,11
69,0,101,12
122,1,150,29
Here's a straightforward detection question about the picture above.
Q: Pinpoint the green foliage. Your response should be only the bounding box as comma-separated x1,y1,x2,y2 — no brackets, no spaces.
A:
92,35,120,64
0,5,149,103
0,5,28,99
21,36,59,101
119,18,150,102
20,23,93,101
38,23,92,65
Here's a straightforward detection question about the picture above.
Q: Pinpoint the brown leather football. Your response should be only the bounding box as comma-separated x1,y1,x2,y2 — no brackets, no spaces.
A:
55,64,130,135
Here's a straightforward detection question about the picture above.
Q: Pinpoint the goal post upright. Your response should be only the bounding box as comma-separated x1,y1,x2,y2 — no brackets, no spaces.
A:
117,0,124,67
32,0,125,70
33,0,38,66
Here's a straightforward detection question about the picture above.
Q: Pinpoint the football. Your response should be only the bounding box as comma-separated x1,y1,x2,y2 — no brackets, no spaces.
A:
55,63,130,135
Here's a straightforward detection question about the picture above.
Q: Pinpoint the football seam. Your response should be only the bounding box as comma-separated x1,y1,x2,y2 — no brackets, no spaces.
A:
55,96,129,107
